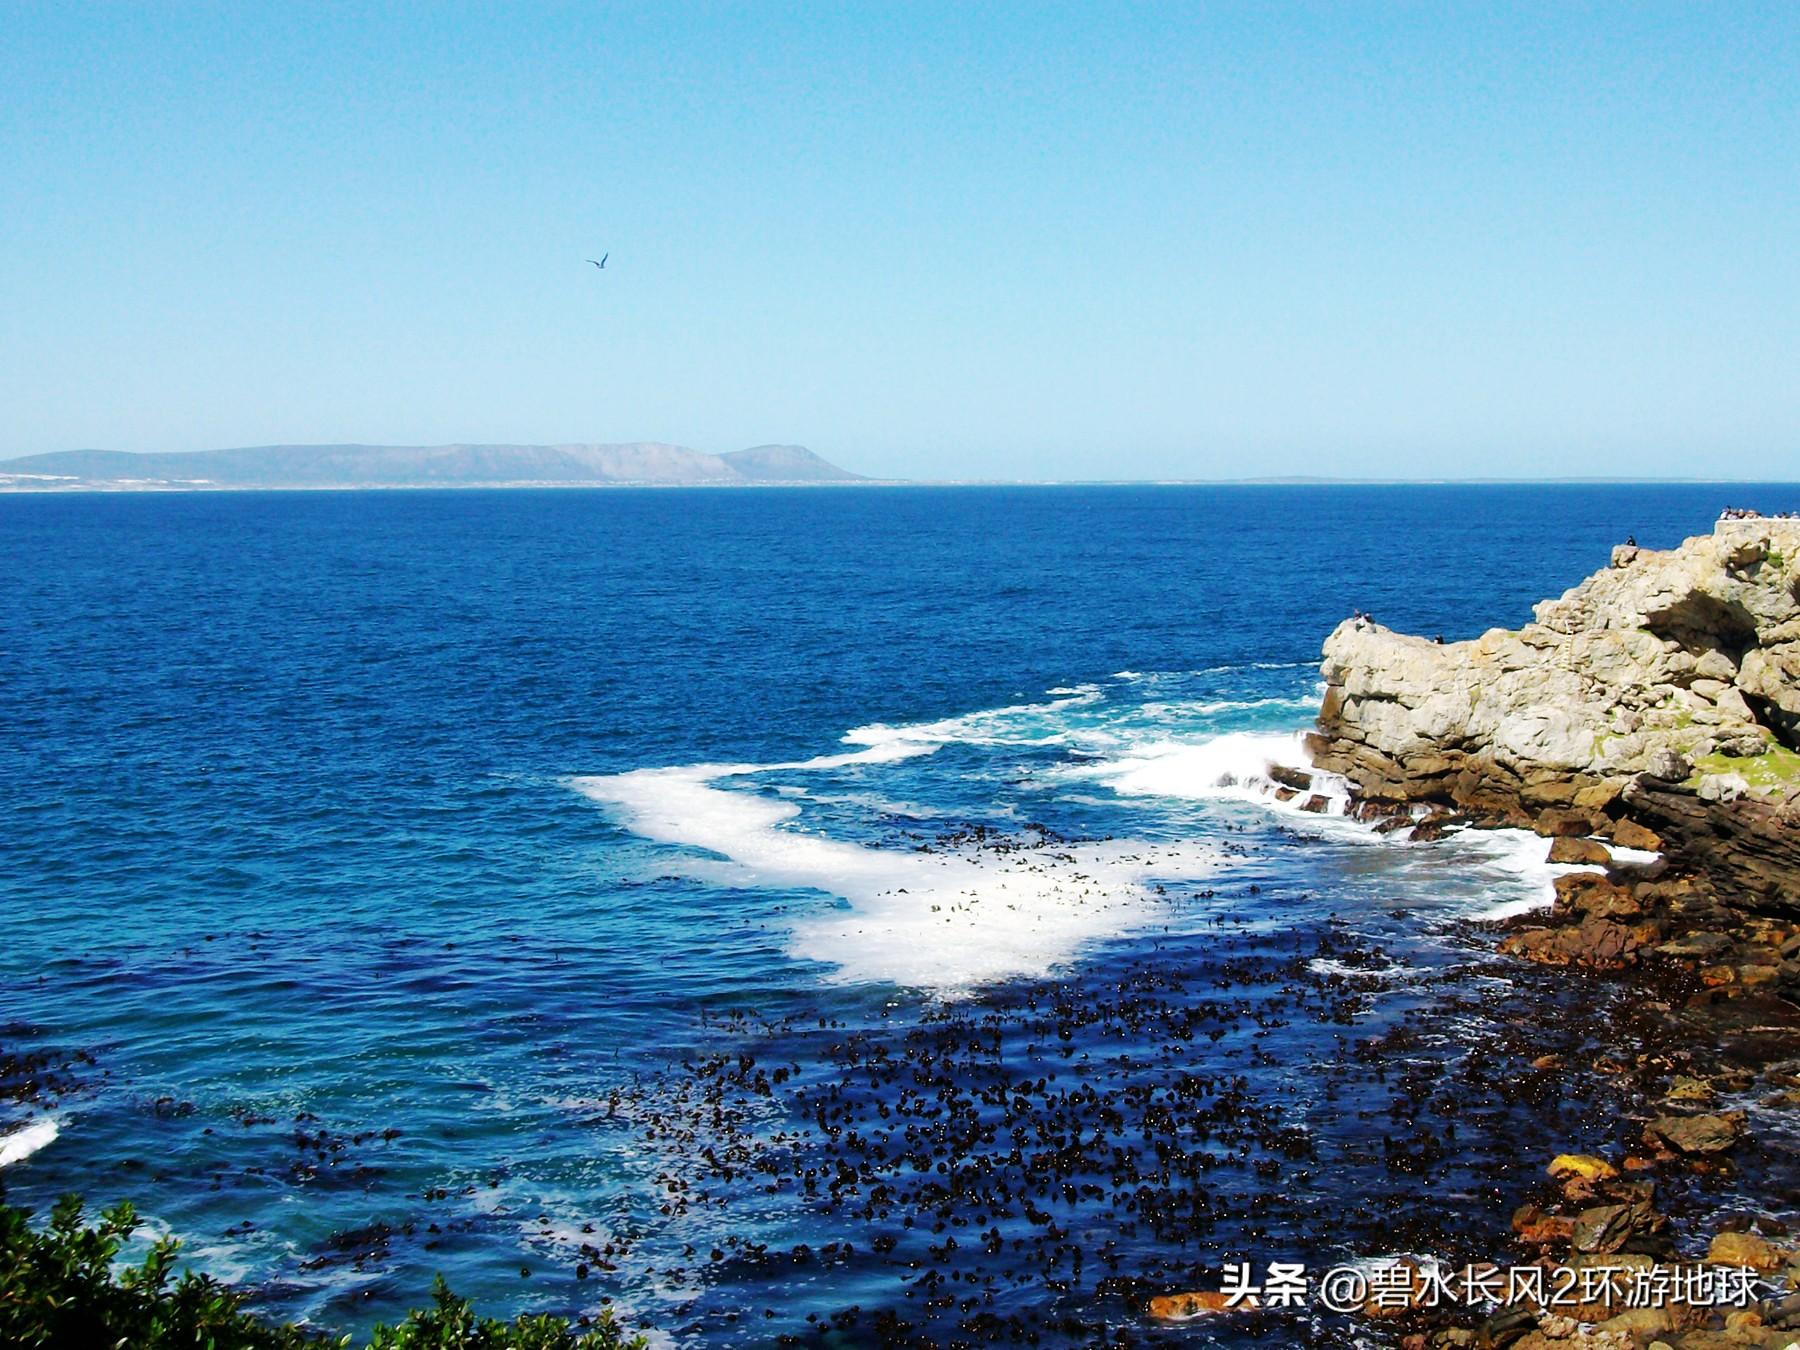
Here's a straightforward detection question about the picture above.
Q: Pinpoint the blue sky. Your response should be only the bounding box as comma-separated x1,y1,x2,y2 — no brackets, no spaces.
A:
3,3,1796,480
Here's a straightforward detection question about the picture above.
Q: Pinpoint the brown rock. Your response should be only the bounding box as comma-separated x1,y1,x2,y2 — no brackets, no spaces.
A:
1548,1154,1619,1182
1594,1307,1679,1339
1626,781,1800,922
1574,782,1621,811
1358,1257,1430,1318
1500,917,1660,970
1537,807,1600,837
1470,1305,1540,1346
1514,1209,1577,1246
1553,872,1642,920
1146,1290,1254,1319
1705,1230,1792,1272
1570,1204,1636,1254
1610,818,1663,852
1549,836,1614,866
1644,1112,1746,1155
1655,930,1735,960
1268,764,1313,791
1569,1184,1664,1255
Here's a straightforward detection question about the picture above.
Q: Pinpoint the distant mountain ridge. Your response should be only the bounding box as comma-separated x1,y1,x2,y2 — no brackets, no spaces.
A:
0,442,865,489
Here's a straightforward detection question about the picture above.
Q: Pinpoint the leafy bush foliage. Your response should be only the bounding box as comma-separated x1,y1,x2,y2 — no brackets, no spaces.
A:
0,1194,646,1349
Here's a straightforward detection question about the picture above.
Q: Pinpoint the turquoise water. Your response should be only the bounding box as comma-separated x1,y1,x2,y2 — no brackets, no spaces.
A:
1,484,1786,1346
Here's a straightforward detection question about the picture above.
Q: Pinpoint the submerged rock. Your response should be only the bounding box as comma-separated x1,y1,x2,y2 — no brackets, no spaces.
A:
1146,1290,1253,1319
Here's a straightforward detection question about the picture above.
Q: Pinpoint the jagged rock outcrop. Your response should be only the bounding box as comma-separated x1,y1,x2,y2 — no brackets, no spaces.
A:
1308,516,1800,914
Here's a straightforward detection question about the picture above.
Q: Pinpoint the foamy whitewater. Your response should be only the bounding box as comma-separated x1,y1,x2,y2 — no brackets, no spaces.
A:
575,674,1609,988
0,1116,58,1169
573,732,1220,989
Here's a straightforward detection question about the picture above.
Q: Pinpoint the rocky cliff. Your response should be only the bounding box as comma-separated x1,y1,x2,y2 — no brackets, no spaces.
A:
1300,515,1800,1350
1308,516,1800,914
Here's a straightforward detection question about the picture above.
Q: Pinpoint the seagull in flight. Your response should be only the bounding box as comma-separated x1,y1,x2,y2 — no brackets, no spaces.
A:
587,254,608,270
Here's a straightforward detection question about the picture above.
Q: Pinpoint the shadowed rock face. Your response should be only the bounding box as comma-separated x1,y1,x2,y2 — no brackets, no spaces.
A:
1307,517,1800,914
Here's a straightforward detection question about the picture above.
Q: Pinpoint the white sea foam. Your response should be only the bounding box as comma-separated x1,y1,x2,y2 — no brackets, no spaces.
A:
1041,721,1622,920
0,1116,59,1168
843,686,1104,752
1306,957,1417,981
1470,837,1663,920
573,732,1217,990
1139,695,1318,718
844,687,1321,767
576,668,1609,985
1056,729,1354,815
576,679,1405,992
1455,829,1583,919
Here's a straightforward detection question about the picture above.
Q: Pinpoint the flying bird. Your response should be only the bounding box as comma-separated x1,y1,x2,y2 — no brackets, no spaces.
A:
587,254,608,269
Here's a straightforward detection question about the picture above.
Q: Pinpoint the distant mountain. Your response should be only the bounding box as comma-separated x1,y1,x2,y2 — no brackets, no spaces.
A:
721,444,863,482
0,442,867,489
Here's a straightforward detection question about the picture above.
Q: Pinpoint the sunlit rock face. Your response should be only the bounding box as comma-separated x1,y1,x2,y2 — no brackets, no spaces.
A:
1309,516,1800,914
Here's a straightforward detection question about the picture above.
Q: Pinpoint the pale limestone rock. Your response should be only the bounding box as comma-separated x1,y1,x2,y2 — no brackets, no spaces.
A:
1314,518,1800,809
1699,774,1749,803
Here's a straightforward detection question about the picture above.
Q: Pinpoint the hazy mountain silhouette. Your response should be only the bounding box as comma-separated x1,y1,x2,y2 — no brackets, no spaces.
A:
720,445,863,482
0,442,867,489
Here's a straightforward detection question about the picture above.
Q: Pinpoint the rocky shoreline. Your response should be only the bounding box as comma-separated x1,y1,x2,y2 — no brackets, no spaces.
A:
1309,517,1800,907
1290,517,1800,1348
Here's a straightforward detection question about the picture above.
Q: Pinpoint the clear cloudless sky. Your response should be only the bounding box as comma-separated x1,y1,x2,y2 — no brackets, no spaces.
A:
3,2,1797,480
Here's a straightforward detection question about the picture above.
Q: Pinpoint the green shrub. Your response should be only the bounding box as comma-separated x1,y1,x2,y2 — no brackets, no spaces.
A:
0,1194,646,1350
367,1281,647,1350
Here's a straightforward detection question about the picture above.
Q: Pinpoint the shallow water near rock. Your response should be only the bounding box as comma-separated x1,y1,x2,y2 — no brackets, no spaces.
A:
2,483,1794,1345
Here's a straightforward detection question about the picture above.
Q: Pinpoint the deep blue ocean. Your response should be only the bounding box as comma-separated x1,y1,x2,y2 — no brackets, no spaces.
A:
2,484,1791,1347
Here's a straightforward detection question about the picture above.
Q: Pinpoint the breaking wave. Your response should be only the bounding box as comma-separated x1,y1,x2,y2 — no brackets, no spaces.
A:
0,1116,59,1169
573,747,1215,990
574,665,1611,988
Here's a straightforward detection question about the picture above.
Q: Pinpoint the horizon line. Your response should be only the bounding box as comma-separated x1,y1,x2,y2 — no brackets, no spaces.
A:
3,475,1798,493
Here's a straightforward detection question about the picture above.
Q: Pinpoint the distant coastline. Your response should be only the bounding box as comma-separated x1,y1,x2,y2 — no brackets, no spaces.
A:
0,441,867,492
0,477,892,494
0,440,1793,493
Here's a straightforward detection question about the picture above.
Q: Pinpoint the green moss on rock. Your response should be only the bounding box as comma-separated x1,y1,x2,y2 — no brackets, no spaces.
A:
1690,742,1800,791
